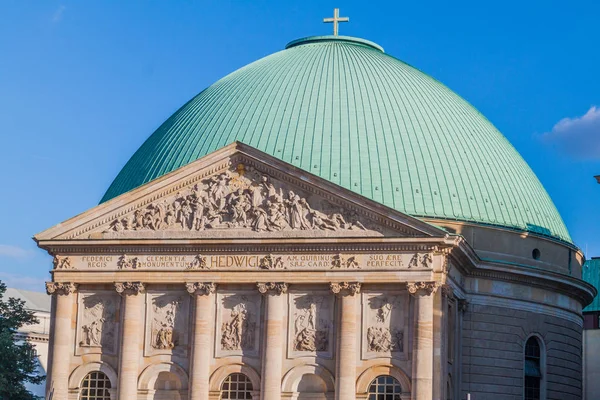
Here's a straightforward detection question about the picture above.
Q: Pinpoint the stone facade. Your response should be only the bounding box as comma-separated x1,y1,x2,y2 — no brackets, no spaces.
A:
36,143,596,400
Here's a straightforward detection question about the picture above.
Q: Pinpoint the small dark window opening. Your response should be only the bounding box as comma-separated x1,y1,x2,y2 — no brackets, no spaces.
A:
532,248,541,260
524,337,542,400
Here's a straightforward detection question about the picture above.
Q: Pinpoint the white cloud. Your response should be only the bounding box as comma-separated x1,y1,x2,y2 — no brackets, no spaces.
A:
542,106,600,159
52,5,66,23
0,272,46,292
0,244,31,260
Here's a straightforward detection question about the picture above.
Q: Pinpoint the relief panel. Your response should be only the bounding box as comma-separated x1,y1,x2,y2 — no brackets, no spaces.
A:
361,291,409,360
288,291,334,359
144,291,190,357
216,291,261,358
75,291,120,355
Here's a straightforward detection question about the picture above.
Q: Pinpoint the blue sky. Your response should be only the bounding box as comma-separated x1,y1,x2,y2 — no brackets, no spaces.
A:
1,1,599,291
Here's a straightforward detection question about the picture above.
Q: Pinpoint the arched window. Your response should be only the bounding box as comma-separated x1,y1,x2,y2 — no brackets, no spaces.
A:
524,337,542,400
368,375,402,400
221,373,253,399
80,371,112,400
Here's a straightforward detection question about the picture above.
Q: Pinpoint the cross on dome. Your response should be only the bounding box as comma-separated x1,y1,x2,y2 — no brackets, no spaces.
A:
323,8,349,36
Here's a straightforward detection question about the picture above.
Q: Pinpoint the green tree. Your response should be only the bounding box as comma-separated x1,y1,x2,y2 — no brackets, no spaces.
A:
0,281,45,400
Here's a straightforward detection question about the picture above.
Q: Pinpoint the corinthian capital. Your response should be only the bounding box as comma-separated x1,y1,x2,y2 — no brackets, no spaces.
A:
45,282,77,295
330,282,361,296
406,281,439,296
186,282,217,296
114,281,145,295
257,282,288,295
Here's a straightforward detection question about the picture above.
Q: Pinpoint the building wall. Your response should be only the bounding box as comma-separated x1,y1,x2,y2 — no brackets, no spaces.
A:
583,328,600,399
462,304,583,400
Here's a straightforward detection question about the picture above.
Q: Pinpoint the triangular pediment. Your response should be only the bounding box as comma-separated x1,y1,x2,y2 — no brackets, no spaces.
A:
35,142,447,242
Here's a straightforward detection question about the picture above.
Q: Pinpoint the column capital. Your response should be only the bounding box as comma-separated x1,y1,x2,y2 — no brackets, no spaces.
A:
45,282,77,295
114,281,145,296
441,284,455,299
257,282,288,295
186,282,217,296
407,281,440,297
330,282,361,296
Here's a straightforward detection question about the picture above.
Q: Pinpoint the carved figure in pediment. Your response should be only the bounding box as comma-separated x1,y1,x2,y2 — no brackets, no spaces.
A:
221,302,255,351
229,188,252,227
286,191,311,230
293,296,329,352
104,164,372,235
79,295,116,349
151,298,180,350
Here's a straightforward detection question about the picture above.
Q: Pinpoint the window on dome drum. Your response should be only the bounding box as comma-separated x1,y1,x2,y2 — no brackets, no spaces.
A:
524,337,543,400
221,373,253,399
532,248,541,260
368,375,402,400
80,371,112,400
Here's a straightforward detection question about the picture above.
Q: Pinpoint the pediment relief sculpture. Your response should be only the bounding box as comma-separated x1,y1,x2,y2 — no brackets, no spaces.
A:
101,163,380,238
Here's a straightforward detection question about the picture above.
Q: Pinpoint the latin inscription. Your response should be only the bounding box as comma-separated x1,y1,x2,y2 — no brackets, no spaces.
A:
66,252,436,270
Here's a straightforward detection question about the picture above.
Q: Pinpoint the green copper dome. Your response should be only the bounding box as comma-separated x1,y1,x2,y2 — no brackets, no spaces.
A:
101,36,571,243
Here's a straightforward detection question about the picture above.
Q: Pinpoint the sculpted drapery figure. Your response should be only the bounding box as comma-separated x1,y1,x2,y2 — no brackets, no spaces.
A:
105,165,369,234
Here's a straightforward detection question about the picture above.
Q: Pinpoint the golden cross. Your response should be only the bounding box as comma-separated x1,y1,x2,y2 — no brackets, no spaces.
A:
323,8,349,36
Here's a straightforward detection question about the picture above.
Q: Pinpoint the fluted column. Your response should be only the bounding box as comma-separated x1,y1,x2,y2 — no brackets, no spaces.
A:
186,282,217,400
408,282,439,400
115,282,145,400
45,282,77,399
331,282,361,400
258,282,288,400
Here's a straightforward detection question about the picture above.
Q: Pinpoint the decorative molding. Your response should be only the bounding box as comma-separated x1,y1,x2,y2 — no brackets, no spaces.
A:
114,282,145,295
330,282,361,296
406,281,439,296
185,282,217,295
256,282,288,295
45,282,77,295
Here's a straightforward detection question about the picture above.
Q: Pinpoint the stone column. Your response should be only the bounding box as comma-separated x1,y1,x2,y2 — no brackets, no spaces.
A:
257,282,288,400
186,282,217,400
115,282,145,400
331,282,361,400
408,282,439,400
45,282,77,399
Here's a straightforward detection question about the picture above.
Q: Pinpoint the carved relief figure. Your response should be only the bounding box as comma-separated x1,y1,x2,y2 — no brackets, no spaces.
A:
408,253,433,269
151,298,180,350
104,164,371,235
53,256,72,270
293,296,329,352
366,296,403,353
187,254,209,270
79,295,116,350
331,254,360,269
117,254,139,269
260,254,285,270
221,302,255,351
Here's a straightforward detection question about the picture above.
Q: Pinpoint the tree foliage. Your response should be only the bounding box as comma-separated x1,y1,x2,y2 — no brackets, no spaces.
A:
0,281,45,400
